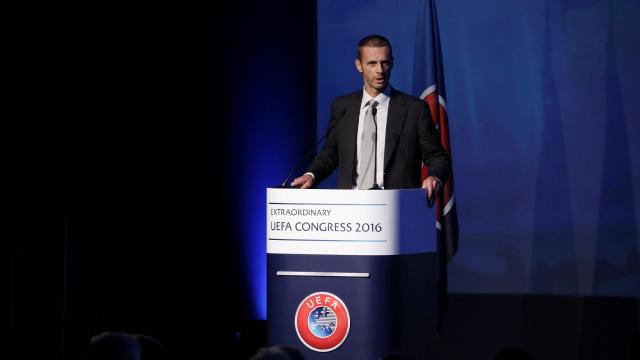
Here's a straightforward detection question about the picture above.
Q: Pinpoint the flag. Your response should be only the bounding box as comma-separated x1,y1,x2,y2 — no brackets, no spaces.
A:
412,0,459,332
412,0,459,262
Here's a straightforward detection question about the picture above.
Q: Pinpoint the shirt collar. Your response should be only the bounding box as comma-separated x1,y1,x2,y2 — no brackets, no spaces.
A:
361,86,392,110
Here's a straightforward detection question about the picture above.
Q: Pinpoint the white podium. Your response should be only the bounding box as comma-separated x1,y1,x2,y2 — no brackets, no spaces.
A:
266,188,439,359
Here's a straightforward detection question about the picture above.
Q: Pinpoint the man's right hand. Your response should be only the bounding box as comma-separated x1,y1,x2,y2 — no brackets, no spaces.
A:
291,174,314,189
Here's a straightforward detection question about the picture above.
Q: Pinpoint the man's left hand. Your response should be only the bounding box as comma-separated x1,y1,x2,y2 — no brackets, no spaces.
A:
422,176,442,204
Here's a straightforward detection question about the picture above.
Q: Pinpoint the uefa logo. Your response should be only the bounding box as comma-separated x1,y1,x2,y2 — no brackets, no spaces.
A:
294,292,350,352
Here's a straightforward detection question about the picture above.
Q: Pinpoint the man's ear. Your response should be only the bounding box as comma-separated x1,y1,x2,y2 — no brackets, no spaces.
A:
355,59,363,73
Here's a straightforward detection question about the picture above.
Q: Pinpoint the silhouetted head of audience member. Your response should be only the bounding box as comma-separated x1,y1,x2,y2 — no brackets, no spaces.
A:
249,345,305,360
87,332,140,360
379,351,407,359
631,334,640,359
494,346,535,360
87,331,167,360
132,334,168,360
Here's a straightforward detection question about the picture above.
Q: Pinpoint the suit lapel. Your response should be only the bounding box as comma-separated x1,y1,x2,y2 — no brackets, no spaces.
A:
384,90,407,170
344,92,363,171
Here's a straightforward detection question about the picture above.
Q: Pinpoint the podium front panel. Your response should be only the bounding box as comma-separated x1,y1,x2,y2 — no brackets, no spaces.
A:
266,189,439,359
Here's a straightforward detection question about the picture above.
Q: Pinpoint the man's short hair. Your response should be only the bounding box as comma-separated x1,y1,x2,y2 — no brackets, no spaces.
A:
357,34,393,60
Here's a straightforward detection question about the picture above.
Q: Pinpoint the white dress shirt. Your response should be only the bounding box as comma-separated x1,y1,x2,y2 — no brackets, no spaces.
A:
355,86,391,189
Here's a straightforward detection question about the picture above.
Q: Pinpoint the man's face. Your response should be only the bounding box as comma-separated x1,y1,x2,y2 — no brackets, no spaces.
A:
355,45,393,96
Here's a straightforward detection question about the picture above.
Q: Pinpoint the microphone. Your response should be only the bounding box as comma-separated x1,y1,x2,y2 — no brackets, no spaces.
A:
278,132,328,188
370,104,381,190
278,108,348,188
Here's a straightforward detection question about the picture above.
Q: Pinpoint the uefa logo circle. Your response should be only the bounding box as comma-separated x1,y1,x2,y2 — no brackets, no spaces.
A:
294,292,350,352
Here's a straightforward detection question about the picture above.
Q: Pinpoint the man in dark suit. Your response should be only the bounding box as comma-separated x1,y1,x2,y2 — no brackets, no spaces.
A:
292,34,449,199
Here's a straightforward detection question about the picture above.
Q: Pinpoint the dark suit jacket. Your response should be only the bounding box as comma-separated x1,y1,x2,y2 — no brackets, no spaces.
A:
308,89,450,189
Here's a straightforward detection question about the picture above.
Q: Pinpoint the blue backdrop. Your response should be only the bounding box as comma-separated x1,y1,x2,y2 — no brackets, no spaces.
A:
317,0,640,297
